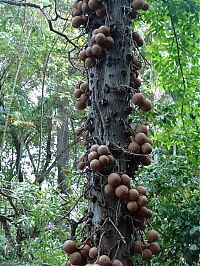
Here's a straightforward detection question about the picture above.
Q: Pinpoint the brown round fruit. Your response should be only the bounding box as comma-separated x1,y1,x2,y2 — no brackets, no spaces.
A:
131,0,145,10
136,185,147,196
107,154,115,164
80,82,88,93
134,77,142,88
142,248,153,261
127,201,138,212
128,142,140,153
75,100,87,110
104,36,115,48
69,251,83,265
104,184,115,196
137,36,144,47
115,185,129,199
95,33,106,45
146,230,159,243
98,26,110,36
145,208,153,218
63,240,77,254
137,206,149,217
92,44,103,58
90,144,100,151
134,132,147,145
132,58,142,70
89,246,98,259
137,195,147,207
77,161,85,170
111,259,123,266
88,151,99,162
141,143,152,154
97,145,109,155
85,57,95,68
141,99,152,112
136,124,148,135
92,28,99,35
79,244,90,258
140,155,152,166
91,34,96,44
95,6,106,17
79,50,87,61
98,255,111,266
72,8,83,17
88,0,100,10
80,93,87,103
128,188,139,201
108,173,121,187
77,1,84,9
79,154,85,162
90,159,102,172
75,81,83,90
121,174,131,186
132,241,142,253
74,89,82,99
72,16,84,28
149,242,160,255
81,2,91,13
142,2,150,11
85,46,94,57
99,155,110,166
132,31,140,42
131,93,145,106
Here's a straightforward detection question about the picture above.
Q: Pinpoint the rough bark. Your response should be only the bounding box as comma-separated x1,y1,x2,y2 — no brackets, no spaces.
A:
87,1,134,265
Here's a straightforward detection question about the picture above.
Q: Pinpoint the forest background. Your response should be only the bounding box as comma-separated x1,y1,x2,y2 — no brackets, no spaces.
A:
0,0,199,265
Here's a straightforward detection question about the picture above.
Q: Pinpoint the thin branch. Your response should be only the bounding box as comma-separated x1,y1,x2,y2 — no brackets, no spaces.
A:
0,0,50,8
26,143,37,174
40,8,78,48
36,37,58,174
169,15,187,126
108,217,126,244
0,190,19,216
0,213,13,223
35,136,78,183
0,0,79,48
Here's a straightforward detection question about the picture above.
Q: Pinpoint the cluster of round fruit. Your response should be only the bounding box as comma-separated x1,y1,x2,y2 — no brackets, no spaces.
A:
130,58,143,93
105,172,131,198
63,240,123,266
105,174,152,216
132,230,160,261
131,0,149,11
79,26,114,68
77,144,115,171
72,0,106,20
131,92,152,112
88,144,115,172
75,81,89,110
128,124,152,166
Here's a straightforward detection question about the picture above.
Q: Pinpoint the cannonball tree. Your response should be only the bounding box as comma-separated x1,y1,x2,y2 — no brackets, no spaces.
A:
63,0,159,265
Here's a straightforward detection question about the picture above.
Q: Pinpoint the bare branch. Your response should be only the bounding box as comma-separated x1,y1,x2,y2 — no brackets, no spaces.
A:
0,0,50,9
0,189,19,216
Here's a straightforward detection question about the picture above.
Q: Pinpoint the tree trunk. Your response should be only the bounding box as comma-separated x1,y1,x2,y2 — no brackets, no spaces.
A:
12,133,23,182
87,1,135,265
57,98,69,193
